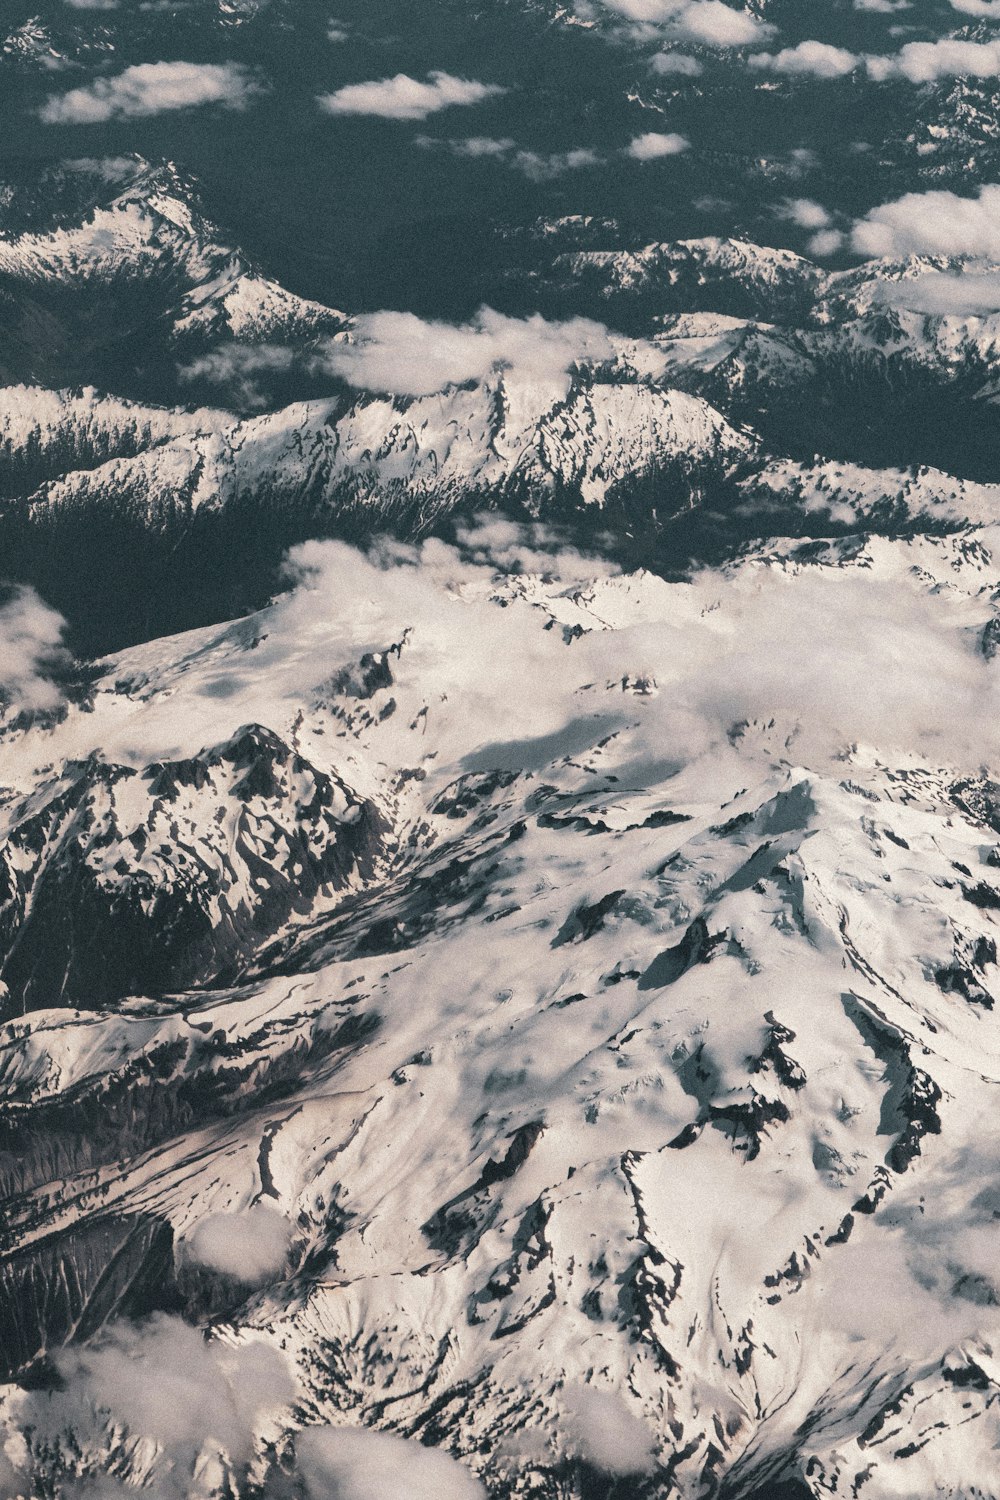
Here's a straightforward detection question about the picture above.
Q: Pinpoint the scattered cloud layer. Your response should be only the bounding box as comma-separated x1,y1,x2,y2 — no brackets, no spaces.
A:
270,528,1000,778
318,71,505,120
418,130,690,176
185,1203,294,1284
775,197,845,255
751,35,1000,83
39,61,261,124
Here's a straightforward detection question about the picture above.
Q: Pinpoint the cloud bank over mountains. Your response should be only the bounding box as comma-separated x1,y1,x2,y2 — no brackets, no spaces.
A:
851,182,1000,258
320,307,621,396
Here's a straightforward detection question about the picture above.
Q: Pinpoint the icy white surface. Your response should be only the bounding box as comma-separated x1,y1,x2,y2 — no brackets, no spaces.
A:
3,527,1000,1496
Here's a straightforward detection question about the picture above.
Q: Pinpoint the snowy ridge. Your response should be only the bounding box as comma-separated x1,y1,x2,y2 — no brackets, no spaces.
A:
0,163,347,386
3,528,1000,1495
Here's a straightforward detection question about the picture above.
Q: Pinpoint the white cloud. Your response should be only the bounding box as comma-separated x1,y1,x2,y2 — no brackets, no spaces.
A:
866,37,1000,82
779,196,833,229
598,0,682,19
871,267,1000,314
3,1315,295,1499
749,40,861,77
627,129,690,158
752,36,1000,86
296,1425,485,1500
950,0,1000,13
415,136,602,178
178,343,297,408
318,71,505,120
0,585,68,714
774,199,845,256
319,307,618,396
672,0,773,45
64,0,119,10
851,183,1000,259
598,0,772,44
414,133,516,157
560,1387,657,1475
62,154,143,182
513,146,603,179
270,529,1000,778
185,1203,294,1284
807,228,845,255
650,48,703,74
854,0,910,9
39,61,260,124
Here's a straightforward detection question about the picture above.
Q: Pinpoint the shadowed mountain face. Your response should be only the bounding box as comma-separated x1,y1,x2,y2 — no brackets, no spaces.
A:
6,1,1000,1498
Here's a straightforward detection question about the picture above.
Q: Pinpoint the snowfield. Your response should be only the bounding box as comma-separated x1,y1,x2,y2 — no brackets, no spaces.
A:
3,523,1000,1497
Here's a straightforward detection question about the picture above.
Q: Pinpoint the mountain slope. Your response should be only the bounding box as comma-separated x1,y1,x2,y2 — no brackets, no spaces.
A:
2,529,1000,1497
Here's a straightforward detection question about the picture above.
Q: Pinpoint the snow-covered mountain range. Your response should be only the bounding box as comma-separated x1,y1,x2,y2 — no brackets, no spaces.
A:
7,1,1000,1493
4,524,1000,1500
5,165,1000,659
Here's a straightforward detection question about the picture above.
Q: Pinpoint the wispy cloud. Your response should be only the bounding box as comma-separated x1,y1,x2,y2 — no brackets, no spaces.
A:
512,146,603,180
178,343,297,409
419,132,688,174
40,60,261,124
318,71,505,120
0,584,68,714
415,134,604,178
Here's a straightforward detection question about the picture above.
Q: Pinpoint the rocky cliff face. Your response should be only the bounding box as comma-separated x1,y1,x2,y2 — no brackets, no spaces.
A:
0,723,387,1015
